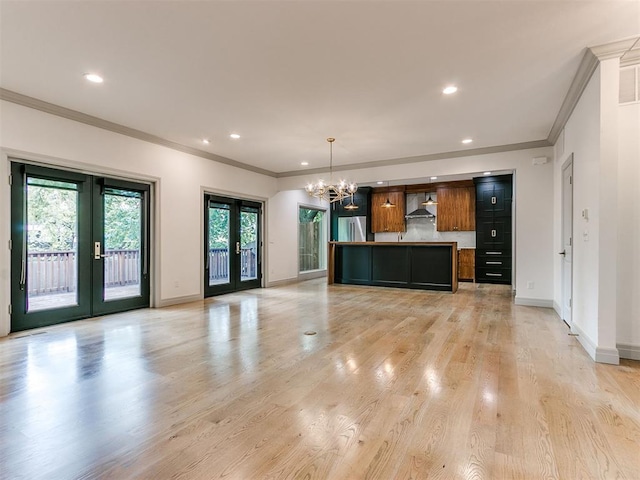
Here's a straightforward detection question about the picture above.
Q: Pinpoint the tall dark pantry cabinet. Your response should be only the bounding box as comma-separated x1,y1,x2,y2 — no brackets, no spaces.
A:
474,175,513,284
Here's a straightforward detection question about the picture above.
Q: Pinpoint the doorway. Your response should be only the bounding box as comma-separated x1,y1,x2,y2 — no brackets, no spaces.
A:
560,155,573,328
10,163,151,331
204,194,262,296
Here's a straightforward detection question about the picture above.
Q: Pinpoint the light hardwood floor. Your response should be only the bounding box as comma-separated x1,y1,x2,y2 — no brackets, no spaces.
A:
1,280,638,479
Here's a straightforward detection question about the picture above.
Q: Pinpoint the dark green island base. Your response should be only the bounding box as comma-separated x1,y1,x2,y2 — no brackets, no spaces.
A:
328,242,458,293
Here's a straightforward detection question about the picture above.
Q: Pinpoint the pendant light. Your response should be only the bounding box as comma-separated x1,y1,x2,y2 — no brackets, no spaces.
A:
422,192,437,205
381,181,396,208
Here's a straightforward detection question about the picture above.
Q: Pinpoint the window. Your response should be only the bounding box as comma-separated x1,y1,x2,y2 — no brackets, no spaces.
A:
299,207,326,272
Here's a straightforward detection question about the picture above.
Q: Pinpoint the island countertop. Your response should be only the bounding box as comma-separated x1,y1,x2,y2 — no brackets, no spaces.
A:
328,242,458,292
329,241,458,247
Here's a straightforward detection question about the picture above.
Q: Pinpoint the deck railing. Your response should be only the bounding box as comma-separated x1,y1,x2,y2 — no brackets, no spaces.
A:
208,247,257,282
27,249,140,296
27,247,257,296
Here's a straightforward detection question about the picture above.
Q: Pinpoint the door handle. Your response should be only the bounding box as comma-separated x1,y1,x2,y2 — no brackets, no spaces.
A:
558,250,566,256
236,242,241,255
93,241,107,259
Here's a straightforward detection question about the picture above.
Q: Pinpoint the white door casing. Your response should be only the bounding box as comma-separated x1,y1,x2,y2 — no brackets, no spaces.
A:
561,155,573,328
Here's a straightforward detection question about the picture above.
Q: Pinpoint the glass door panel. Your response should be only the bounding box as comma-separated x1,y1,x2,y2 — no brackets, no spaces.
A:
26,177,79,312
240,208,258,282
208,203,231,287
103,188,143,301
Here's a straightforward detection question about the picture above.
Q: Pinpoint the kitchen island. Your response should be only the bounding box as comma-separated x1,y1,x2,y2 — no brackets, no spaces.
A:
328,242,458,292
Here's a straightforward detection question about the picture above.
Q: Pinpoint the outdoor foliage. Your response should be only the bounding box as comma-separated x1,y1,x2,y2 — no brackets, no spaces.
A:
27,185,78,251
27,185,142,252
208,207,258,250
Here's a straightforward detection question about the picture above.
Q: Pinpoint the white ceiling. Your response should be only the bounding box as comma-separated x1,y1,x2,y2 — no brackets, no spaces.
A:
1,1,638,176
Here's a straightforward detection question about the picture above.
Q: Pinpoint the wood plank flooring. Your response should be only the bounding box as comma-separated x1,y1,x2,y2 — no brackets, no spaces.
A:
1,280,638,479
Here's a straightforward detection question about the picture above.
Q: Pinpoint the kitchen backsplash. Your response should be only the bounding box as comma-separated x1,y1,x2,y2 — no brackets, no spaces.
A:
374,193,476,248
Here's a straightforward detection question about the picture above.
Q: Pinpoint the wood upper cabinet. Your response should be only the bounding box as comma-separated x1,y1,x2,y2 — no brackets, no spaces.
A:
436,186,476,232
371,190,406,233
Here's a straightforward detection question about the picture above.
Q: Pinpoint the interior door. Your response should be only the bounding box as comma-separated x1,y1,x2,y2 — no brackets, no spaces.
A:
204,195,261,297
561,156,573,328
10,163,151,332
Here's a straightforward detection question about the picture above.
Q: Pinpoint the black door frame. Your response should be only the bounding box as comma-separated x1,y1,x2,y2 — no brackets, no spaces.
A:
204,194,262,297
10,162,151,332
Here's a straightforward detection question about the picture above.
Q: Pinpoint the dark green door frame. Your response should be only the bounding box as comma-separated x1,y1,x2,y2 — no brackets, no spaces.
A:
204,194,262,297
10,162,151,332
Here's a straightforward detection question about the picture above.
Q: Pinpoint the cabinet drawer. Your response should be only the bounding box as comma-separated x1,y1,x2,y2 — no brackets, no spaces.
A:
476,267,512,284
476,256,511,269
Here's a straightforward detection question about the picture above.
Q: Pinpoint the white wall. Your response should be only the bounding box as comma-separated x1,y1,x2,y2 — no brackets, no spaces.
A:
279,146,556,305
617,101,640,358
266,189,326,284
556,68,602,349
0,100,278,336
554,58,639,363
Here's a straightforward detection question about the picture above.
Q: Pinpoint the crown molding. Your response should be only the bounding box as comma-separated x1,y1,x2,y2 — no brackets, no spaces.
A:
0,88,277,178
590,36,640,61
621,46,640,67
547,48,599,145
276,139,551,178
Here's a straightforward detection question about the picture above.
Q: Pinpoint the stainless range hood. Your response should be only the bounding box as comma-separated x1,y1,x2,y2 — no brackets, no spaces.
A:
405,207,436,219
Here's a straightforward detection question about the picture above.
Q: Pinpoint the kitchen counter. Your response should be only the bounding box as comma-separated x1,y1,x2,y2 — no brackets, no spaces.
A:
328,241,458,292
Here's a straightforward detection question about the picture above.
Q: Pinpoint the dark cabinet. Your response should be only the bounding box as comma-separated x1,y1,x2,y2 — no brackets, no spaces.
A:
330,187,373,241
474,175,512,285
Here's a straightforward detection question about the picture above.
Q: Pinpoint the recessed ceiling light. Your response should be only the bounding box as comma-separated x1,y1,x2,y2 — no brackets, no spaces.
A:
430,176,438,180
300,162,309,166
484,171,492,175
84,73,103,83
443,86,457,95
202,139,210,144
462,138,473,144
377,181,384,185
230,133,240,139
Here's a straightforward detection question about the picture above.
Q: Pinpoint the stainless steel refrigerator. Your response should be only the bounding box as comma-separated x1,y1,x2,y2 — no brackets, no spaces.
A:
338,216,367,242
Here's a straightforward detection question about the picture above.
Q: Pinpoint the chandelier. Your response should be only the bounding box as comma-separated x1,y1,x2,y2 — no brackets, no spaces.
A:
305,138,358,205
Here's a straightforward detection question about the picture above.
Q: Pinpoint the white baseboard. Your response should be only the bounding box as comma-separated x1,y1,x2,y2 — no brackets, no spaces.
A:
298,270,327,281
267,271,327,288
266,277,299,288
617,343,640,361
514,296,554,308
157,293,203,308
571,323,620,365
553,300,561,318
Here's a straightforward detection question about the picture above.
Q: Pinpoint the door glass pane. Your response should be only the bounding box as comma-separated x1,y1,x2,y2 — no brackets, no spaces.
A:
208,203,230,285
103,188,142,301
240,208,258,281
26,177,78,312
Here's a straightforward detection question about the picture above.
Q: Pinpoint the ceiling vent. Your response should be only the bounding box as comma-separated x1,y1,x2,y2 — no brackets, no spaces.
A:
619,65,639,104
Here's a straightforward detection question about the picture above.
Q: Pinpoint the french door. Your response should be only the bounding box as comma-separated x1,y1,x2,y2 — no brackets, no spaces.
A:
10,163,150,332
204,194,261,296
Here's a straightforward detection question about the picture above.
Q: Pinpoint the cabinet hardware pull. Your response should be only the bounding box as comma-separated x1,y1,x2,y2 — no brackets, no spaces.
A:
486,273,502,277
491,229,497,237
486,261,502,265
491,196,497,205
486,251,502,255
